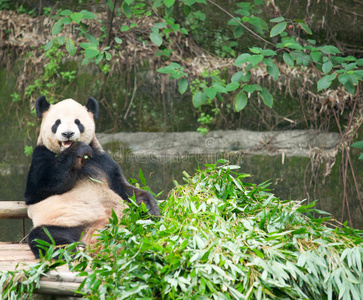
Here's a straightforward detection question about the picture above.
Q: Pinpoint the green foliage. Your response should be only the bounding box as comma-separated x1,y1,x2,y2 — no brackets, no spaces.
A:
25,42,67,101
60,70,76,83
41,0,363,121
3,163,363,299
10,92,20,102
351,140,363,160
197,112,216,135
24,145,33,157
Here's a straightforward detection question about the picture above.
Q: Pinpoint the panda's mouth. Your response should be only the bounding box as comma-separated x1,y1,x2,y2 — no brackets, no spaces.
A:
59,140,75,150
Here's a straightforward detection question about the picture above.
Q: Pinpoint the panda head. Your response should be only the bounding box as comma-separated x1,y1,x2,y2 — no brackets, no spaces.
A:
35,96,101,154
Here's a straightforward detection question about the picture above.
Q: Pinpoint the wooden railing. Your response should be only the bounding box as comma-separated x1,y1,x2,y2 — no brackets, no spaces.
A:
0,201,84,297
0,201,28,219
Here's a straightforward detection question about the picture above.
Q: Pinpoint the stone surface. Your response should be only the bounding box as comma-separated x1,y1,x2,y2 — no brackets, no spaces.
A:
97,130,340,158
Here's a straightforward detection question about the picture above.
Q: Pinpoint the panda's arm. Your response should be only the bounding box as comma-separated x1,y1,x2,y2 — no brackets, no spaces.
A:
98,152,160,217
24,145,88,205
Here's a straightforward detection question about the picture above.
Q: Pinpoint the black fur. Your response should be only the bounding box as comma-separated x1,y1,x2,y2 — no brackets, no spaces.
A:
75,119,84,133
28,225,85,259
51,119,61,133
35,95,50,118
24,142,93,204
86,97,99,119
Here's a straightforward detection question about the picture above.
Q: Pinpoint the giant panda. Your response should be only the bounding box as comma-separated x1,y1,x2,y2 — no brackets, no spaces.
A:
25,96,160,258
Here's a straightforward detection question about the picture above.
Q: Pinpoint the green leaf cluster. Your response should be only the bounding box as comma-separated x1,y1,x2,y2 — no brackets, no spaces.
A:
69,163,363,299
157,62,189,94
4,162,363,299
40,1,363,115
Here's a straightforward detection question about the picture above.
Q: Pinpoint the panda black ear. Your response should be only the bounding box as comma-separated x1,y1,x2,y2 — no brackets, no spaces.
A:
86,97,99,120
35,95,50,118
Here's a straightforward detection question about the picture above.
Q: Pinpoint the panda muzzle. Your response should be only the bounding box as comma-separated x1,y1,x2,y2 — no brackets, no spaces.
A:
60,140,74,150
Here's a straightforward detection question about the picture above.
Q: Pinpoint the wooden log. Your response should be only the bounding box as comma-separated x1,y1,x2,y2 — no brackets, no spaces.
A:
42,270,86,283
35,270,87,296
0,201,28,219
34,281,83,297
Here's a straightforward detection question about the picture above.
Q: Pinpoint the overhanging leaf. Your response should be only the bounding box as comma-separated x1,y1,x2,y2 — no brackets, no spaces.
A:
150,32,163,46
80,10,96,19
85,47,100,59
270,22,287,37
260,88,273,107
226,82,240,91
205,87,217,100
157,65,174,74
234,53,251,66
122,1,132,18
163,0,175,8
351,141,363,148
178,78,188,94
234,91,247,112
317,73,337,91
52,20,64,35
66,38,76,56
343,79,355,94
267,64,279,81
338,73,350,85
44,38,55,51
193,92,207,108
300,23,312,34
322,60,333,74
70,12,83,24
283,53,294,66
231,71,244,83
248,55,264,66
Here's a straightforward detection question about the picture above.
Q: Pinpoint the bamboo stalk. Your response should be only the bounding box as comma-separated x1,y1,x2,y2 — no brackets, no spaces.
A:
0,201,28,219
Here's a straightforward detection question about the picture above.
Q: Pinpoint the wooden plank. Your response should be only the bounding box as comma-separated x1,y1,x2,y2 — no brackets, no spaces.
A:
0,242,31,250
0,201,28,219
0,243,36,271
0,261,33,272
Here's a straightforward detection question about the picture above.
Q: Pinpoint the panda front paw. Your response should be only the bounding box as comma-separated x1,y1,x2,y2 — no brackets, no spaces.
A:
69,141,93,168
135,191,161,217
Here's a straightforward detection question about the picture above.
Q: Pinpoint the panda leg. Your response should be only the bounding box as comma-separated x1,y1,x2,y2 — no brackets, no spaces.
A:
28,225,85,259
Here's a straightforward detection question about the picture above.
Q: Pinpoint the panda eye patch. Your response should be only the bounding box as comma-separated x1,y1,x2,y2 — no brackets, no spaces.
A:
75,119,84,133
52,119,61,133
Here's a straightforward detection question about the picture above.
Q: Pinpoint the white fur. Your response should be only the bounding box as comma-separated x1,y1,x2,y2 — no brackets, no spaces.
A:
27,180,127,228
37,99,101,154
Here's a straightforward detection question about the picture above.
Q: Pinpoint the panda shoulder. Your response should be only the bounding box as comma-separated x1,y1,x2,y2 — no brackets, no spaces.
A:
31,145,55,160
94,150,120,169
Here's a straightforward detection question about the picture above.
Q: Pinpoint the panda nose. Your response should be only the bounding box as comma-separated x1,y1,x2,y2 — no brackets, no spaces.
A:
62,131,75,139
